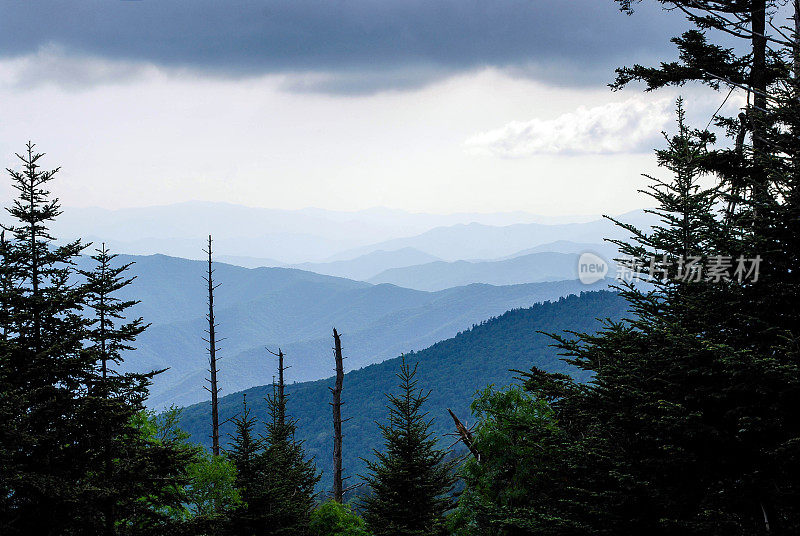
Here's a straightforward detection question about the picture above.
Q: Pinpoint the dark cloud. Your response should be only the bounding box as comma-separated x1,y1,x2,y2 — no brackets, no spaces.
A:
0,0,687,93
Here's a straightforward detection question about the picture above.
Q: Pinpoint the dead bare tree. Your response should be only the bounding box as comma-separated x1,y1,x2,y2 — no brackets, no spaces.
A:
267,347,288,428
447,408,480,462
203,235,222,456
331,327,345,502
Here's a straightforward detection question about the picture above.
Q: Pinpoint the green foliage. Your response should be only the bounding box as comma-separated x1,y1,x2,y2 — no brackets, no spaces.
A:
361,357,457,536
453,385,582,536
184,453,241,520
310,501,368,536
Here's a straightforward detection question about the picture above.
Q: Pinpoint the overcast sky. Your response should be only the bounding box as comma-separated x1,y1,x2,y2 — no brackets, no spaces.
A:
0,0,739,216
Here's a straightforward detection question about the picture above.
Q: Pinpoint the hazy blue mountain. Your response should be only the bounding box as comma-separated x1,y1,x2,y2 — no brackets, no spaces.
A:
88,253,612,408
499,239,620,260
215,254,285,269
56,202,561,263
286,248,441,280
75,253,368,326
177,290,628,494
366,252,593,290
329,210,655,262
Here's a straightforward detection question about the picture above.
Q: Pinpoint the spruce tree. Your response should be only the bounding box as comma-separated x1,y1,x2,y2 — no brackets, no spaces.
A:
226,394,266,535
259,349,319,536
452,1,800,533
361,357,456,536
0,145,200,535
227,350,319,536
76,244,164,535
0,143,94,535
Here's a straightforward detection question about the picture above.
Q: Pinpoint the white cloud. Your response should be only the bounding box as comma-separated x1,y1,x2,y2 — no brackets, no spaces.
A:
464,97,673,156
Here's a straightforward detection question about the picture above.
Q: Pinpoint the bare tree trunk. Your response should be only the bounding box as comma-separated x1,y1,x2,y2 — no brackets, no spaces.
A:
204,235,221,457
751,0,769,210
269,347,288,428
448,408,480,461
331,328,344,502
794,0,800,82
0,231,9,342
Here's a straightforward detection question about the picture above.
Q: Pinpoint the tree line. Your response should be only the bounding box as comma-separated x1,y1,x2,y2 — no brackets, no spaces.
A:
0,142,455,535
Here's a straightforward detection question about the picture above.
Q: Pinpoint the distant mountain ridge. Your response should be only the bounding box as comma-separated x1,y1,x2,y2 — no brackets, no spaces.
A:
56,202,649,264
286,248,441,280
366,252,578,290
56,202,581,263
327,210,655,262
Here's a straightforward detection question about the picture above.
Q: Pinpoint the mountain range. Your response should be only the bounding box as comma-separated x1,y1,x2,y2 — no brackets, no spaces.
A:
367,251,613,291
56,202,650,265
105,253,611,408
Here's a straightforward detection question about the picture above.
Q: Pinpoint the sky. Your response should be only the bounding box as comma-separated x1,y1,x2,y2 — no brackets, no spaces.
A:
0,0,743,217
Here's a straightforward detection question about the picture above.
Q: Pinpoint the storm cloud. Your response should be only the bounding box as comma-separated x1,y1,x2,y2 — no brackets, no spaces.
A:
0,0,687,93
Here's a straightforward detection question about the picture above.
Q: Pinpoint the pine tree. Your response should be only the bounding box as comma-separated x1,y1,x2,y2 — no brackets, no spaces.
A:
0,145,200,535
226,394,266,535
361,357,456,536
227,349,319,536
260,348,319,536
0,143,94,535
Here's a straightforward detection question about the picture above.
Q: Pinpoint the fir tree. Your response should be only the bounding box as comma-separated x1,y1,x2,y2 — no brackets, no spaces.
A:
259,349,319,536
226,394,266,535
227,350,319,536
0,145,199,535
76,244,163,535
0,143,94,535
361,356,456,536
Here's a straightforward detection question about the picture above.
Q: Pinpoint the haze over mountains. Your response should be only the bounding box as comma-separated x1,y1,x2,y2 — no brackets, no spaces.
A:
56,202,598,263
103,253,610,408
61,203,650,408
56,202,647,265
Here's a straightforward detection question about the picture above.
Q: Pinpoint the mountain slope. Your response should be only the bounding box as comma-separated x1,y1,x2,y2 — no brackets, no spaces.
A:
177,290,628,494
287,247,441,280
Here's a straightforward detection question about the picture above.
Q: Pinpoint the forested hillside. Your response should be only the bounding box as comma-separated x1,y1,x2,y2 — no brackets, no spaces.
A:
178,290,627,492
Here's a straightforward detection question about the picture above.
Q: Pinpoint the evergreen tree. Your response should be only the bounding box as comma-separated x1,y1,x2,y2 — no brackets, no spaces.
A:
77,244,191,535
0,145,200,535
0,143,94,535
259,350,319,535
226,394,267,535
361,357,456,536
456,87,800,533
226,350,319,536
